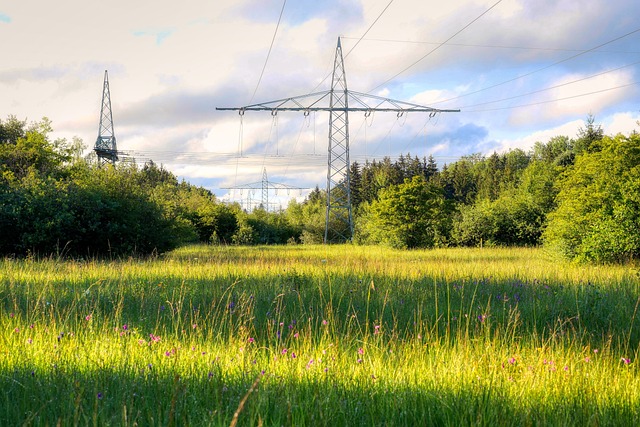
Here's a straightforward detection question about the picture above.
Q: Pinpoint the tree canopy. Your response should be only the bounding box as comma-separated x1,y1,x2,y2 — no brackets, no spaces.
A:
1,114,638,263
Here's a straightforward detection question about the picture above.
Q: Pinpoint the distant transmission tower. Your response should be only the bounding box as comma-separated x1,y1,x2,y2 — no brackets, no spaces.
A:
223,167,306,212
94,70,118,166
218,38,459,243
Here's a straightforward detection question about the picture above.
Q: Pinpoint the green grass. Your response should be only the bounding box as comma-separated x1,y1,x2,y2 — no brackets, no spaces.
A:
1,245,639,426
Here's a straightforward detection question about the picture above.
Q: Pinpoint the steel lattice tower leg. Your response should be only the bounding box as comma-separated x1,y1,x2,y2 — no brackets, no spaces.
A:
324,38,353,243
94,70,118,166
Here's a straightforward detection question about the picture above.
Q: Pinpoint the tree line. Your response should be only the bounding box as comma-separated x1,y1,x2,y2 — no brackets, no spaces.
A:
1,115,638,263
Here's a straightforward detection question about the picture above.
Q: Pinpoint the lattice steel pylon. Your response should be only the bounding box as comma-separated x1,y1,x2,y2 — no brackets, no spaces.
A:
94,70,118,166
222,167,307,212
325,38,351,242
217,38,459,243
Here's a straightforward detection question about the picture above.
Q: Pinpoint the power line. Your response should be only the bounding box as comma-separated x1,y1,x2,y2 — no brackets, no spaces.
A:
249,0,287,104
309,0,395,93
341,36,640,55
433,26,640,107
460,60,640,110
343,0,395,60
464,81,638,113
369,0,503,93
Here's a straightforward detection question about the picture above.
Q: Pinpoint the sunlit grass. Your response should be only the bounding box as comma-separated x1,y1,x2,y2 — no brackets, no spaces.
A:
1,245,639,425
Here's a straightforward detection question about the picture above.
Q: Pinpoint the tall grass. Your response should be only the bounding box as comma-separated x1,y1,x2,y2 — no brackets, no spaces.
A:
1,245,639,425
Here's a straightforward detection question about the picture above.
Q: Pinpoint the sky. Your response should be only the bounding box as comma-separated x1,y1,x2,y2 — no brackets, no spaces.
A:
1,0,639,208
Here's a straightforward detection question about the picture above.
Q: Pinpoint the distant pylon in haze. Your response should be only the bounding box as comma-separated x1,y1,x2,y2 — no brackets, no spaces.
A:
94,70,118,166
222,167,306,212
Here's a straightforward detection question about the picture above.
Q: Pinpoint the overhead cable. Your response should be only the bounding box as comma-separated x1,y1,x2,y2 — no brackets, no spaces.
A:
369,0,503,93
249,0,287,104
433,26,640,106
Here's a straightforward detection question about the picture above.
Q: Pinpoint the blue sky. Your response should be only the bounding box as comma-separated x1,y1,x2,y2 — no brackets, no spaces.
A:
1,0,638,207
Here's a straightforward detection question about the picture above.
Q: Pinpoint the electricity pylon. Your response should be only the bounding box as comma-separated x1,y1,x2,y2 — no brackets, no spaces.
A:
223,167,306,212
94,70,118,166
217,37,459,243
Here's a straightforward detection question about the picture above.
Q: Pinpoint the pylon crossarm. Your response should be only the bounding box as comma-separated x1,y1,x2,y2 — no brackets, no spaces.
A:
348,91,460,113
217,90,459,113
222,182,306,190
217,91,332,112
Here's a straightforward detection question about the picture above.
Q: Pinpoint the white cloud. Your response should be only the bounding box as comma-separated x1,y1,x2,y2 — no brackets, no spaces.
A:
1,0,638,202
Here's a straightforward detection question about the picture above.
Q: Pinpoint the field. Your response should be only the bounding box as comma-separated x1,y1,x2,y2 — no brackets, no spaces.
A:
1,245,639,426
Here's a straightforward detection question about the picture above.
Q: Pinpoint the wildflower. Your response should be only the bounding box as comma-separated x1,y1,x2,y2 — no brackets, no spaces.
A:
293,333,299,339
291,352,297,359
85,315,92,321
564,366,569,371
14,327,19,333
208,372,213,378
192,324,197,329
9,313,14,318
478,314,487,322
358,347,364,355
508,357,516,365
357,359,363,363
322,319,328,325
622,358,631,365
29,324,34,329
248,337,255,343
138,339,146,346
584,356,591,363
97,393,103,399
281,348,288,355
374,325,381,335
122,324,128,331
593,349,599,354
27,338,33,344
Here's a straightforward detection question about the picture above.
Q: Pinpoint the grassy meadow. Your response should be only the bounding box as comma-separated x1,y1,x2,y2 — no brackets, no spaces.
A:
1,245,639,426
